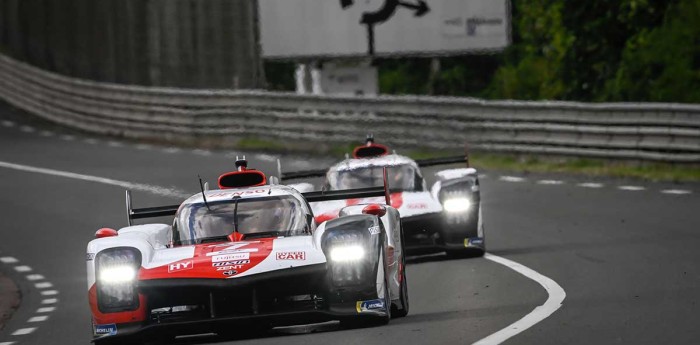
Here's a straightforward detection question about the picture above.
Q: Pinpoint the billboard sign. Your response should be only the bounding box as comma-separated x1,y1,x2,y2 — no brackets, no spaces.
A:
259,0,511,59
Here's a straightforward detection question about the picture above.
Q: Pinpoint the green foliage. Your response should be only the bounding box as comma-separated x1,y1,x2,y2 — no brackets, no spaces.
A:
378,58,430,95
605,0,700,102
264,62,296,91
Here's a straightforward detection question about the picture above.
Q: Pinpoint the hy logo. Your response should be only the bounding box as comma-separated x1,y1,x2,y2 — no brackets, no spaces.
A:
168,260,193,273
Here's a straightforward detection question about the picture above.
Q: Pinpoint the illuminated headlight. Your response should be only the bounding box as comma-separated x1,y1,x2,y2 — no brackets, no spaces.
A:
95,248,141,312
99,266,137,284
329,245,365,262
443,198,471,213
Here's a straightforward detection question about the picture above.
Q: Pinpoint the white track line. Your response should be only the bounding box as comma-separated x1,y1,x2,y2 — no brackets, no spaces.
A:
163,147,181,154
26,274,44,281
537,180,563,185
39,130,54,137
578,182,603,188
11,328,36,336
192,149,212,156
474,254,566,345
1,120,15,127
135,144,153,150
36,307,55,313
107,141,123,147
0,341,16,345
0,257,18,264
34,282,53,289
60,135,75,141
13,266,31,272
618,185,645,191
0,160,189,198
19,126,35,133
661,189,692,195
256,153,278,162
499,176,525,182
41,298,58,305
41,290,59,296
28,316,48,323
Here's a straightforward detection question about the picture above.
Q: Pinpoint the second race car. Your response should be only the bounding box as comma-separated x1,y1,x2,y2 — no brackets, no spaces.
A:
281,135,485,257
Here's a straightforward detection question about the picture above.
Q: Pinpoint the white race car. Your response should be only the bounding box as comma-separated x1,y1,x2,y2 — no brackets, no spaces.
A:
282,136,485,257
86,159,408,344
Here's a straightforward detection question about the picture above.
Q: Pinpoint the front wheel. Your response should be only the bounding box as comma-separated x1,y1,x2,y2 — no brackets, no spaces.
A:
392,267,409,317
341,248,391,328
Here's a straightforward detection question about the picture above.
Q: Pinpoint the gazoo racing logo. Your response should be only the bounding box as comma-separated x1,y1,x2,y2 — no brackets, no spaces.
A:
168,260,193,273
212,260,250,271
276,251,306,260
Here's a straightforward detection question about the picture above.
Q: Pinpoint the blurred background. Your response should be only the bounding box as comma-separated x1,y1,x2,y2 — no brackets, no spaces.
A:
1,0,697,101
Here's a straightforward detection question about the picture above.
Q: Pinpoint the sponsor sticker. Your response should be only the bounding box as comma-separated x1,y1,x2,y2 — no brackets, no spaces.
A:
465,238,484,247
407,203,428,209
356,299,385,313
216,265,244,271
86,253,95,261
213,260,250,267
94,323,117,336
368,225,381,235
222,270,237,276
276,251,306,260
206,243,259,256
168,260,193,273
212,253,250,262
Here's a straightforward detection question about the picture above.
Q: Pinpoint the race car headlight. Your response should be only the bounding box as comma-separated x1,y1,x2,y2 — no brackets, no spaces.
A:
95,247,141,313
329,245,365,262
443,198,471,213
99,266,137,284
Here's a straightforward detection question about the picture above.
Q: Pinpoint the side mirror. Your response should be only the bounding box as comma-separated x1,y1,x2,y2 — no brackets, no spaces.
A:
95,228,118,238
362,204,386,217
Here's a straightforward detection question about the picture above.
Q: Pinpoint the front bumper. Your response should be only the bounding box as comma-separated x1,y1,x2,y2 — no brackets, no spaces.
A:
402,213,482,253
93,264,386,341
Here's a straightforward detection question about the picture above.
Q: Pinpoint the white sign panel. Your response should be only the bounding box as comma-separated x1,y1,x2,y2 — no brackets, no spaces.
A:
259,0,510,59
320,64,378,96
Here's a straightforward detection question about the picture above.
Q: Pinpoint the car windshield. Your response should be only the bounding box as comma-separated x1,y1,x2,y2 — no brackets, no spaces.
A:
175,195,307,245
328,164,417,191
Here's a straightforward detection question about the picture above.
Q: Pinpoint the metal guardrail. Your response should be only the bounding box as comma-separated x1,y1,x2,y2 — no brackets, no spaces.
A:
0,54,698,163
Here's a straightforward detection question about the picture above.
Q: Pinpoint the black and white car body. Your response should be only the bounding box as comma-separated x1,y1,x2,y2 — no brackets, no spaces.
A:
282,137,485,257
86,159,408,343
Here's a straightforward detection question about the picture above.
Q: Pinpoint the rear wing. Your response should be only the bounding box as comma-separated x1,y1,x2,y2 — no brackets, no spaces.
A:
125,190,179,226
125,167,391,226
303,186,388,204
415,155,469,168
303,166,391,204
280,168,327,181
280,154,469,183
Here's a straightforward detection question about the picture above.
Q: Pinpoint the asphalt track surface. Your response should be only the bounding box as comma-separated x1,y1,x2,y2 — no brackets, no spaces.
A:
0,103,698,345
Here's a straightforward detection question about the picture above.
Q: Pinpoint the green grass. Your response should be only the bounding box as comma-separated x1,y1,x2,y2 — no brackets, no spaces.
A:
420,151,700,182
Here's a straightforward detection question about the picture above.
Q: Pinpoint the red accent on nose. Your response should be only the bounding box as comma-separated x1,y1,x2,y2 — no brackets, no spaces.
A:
228,232,246,242
362,204,387,217
95,228,118,238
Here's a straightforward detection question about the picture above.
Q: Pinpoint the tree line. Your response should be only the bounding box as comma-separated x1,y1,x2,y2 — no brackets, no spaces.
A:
268,0,699,103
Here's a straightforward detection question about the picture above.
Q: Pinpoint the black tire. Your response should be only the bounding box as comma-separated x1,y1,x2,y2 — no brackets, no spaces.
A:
392,266,409,317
